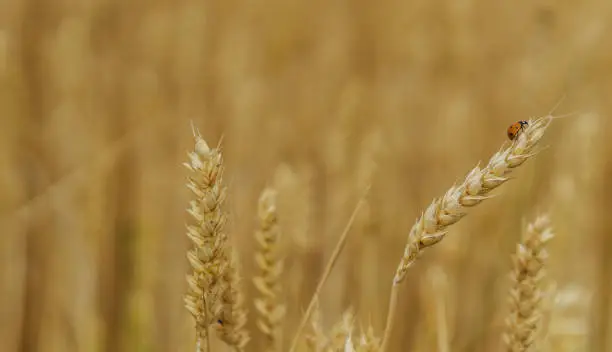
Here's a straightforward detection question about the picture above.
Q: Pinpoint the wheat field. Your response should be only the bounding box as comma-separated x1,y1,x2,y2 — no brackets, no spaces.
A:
2,0,612,351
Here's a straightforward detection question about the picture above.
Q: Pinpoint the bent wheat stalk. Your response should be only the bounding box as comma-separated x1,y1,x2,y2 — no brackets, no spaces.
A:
380,110,566,351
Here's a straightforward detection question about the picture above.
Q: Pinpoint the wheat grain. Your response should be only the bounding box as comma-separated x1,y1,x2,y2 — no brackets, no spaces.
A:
503,214,554,351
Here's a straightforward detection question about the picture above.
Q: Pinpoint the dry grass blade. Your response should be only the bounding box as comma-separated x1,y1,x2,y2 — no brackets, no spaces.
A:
380,111,563,351
253,187,286,352
503,214,554,351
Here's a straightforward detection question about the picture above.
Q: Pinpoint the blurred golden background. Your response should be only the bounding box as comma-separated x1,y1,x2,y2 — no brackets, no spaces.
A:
1,0,612,351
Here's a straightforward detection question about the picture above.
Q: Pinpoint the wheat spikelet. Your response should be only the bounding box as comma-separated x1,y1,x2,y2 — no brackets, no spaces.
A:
253,187,286,352
380,111,564,351
184,123,231,351
503,214,554,351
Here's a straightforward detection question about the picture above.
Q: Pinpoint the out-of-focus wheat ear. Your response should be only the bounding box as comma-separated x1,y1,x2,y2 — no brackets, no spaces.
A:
543,284,591,352
503,214,554,351
380,111,561,352
253,187,286,352
216,251,250,351
328,308,356,350
304,300,327,352
184,123,231,352
344,332,356,352
356,324,381,352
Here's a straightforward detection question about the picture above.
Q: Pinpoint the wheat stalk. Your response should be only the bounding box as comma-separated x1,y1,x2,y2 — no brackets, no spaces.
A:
184,123,231,352
379,109,567,351
503,214,554,351
253,187,286,352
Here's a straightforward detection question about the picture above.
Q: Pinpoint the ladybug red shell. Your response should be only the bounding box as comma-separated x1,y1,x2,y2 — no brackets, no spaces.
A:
507,120,529,140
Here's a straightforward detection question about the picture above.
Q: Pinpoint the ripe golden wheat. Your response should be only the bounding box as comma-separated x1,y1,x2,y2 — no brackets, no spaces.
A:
184,108,568,352
380,111,564,350
184,124,249,351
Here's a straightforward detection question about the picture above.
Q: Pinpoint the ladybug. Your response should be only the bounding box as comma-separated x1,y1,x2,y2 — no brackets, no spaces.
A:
507,120,529,140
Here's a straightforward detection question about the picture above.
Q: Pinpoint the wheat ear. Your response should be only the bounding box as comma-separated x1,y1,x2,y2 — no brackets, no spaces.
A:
184,123,231,352
356,324,381,352
253,187,286,352
328,308,356,350
304,307,356,352
380,112,560,351
304,299,327,352
216,252,250,351
503,215,554,351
